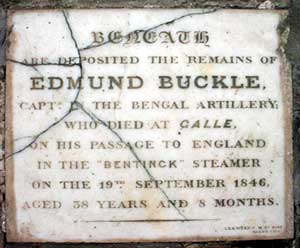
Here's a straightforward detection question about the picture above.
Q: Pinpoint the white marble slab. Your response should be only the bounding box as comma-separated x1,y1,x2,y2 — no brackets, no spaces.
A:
5,9,292,242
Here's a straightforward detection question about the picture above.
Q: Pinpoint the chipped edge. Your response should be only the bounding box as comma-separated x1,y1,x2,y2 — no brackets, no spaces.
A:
4,9,17,242
277,10,294,239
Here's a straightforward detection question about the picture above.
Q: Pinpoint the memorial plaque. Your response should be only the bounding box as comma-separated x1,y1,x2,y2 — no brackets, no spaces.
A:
5,9,293,242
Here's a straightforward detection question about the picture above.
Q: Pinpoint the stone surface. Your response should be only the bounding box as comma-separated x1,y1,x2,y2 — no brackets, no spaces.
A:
5,9,293,243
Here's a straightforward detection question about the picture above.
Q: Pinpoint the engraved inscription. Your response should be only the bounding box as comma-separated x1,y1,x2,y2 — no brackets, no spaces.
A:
5,9,292,242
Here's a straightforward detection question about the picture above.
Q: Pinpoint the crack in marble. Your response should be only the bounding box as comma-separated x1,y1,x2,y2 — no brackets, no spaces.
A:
62,10,83,102
4,9,220,220
80,8,218,51
75,102,188,219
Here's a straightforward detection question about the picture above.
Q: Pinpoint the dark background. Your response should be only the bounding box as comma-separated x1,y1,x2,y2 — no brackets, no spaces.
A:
0,0,299,247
